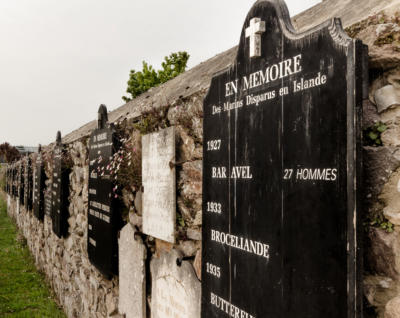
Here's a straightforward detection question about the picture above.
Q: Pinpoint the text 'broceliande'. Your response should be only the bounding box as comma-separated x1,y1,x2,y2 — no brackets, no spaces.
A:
211,229,270,259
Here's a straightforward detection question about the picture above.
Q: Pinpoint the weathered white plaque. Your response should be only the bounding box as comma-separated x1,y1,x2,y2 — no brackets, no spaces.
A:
142,127,176,243
151,249,201,318
119,223,146,318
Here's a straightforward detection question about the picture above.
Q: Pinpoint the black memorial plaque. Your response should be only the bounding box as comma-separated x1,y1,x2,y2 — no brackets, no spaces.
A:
6,166,10,194
7,165,10,195
44,184,52,218
12,163,17,198
4,166,7,193
6,166,9,194
15,163,20,199
5,166,10,194
88,105,122,277
24,158,33,211
33,146,46,221
18,161,24,206
3,166,7,193
51,131,70,238
202,1,365,317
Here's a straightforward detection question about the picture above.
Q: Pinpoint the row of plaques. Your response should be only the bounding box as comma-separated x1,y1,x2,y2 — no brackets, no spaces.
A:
4,105,124,278
5,133,70,239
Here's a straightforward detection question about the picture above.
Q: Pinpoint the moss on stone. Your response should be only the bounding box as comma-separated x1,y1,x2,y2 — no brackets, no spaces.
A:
345,11,400,39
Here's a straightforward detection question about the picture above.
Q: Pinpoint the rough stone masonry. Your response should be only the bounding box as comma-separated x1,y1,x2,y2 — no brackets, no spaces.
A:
2,0,400,317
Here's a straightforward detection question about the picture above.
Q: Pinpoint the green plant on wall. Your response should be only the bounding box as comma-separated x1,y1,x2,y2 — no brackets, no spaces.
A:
132,108,169,135
176,212,185,228
363,122,387,146
122,51,190,102
370,214,394,233
94,125,143,195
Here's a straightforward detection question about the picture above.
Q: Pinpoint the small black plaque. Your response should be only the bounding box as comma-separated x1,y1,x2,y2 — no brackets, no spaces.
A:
87,105,122,277
51,131,70,238
18,161,25,206
33,145,46,221
24,158,33,211
5,166,11,194
44,183,52,218
202,1,365,317
12,163,17,198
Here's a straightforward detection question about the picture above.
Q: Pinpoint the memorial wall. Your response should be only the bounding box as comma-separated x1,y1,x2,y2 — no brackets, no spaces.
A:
2,0,400,317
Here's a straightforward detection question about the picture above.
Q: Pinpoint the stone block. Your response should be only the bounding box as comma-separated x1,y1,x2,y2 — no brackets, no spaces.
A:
375,85,400,113
118,223,146,318
150,249,201,318
142,127,176,243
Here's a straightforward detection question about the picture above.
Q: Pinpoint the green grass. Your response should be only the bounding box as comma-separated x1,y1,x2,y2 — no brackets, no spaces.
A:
0,197,66,318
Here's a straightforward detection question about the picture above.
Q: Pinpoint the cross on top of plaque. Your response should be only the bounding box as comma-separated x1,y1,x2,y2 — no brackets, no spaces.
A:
245,17,266,58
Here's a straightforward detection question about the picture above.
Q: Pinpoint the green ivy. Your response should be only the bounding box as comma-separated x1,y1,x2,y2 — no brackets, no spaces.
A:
176,212,185,227
370,214,394,233
132,109,169,135
363,122,387,146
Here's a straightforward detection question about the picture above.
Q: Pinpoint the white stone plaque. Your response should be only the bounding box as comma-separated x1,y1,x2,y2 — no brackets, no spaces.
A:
119,223,146,318
150,249,201,318
142,126,176,243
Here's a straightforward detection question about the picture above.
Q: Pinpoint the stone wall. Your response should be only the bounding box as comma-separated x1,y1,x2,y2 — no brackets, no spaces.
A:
7,146,120,318
5,90,205,318
3,1,400,317
350,11,400,318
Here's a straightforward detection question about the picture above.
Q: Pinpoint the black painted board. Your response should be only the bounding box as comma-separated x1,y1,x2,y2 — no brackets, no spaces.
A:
8,166,11,194
9,166,12,195
4,167,7,193
3,166,7,193
24,158,33,211
51,143,70,238
12,164,16,197
44,183,52,218
12,164,17,198
201,1,364,317
5,166,10,194
5,166,8,194
7,167,9,193
88,123,122,277
6,166,8,194
12,163,17,198
18,162,24,206
13,164,17,198
33,156,46,221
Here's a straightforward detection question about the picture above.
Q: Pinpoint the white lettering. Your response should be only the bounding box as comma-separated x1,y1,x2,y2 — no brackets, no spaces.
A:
231,166,253,179
223,100,243,111
241,54,303,91
210,229,270,260
293,72,327,93
210,292,256,318
212,167,227,179
89,238,96,247
293,54,302,73
225,80,239,97
295,168,338,181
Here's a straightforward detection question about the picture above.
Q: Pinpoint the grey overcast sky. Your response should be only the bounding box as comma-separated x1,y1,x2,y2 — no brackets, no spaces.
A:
0,0,320,146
